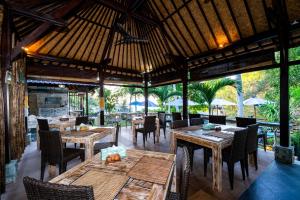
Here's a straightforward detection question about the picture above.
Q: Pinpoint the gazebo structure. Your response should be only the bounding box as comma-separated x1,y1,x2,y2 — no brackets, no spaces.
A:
1,0,300,196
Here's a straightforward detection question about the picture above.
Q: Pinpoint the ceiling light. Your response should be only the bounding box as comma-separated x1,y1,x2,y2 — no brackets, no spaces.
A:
219,44,224,48
22,47,28,52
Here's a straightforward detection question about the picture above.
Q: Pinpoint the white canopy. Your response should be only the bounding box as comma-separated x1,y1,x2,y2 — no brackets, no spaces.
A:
243,97,270,105
211,98,236,106
166,98,198,106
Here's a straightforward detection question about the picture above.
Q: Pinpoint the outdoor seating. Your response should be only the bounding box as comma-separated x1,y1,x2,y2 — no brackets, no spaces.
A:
135,116,156,148
167,146,190,200
236,117,266,151
158,113,167,138
245,124,259,177
172,112,182,121
39,130,84,181
94,124,120,154
23,176,94,200
209,115,226,125
204,129,248,189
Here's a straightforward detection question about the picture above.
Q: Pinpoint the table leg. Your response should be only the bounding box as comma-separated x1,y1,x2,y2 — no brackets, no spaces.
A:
85,140,93,160
111,127,116,142
132,123,137,144
36,125,40,150
48,165,56,179
156,121,160,143
212,146,222,192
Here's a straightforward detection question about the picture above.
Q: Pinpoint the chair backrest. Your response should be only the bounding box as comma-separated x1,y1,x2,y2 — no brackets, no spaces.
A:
209,115,226,125
246,124,259,153
189,113,201,119
144,116,156,132
23,176,94,200
171,120,188,129
158,113,166,126
114,124,120,146
230,129,248,163
37,119,49,131
75,116,89,126
190,118,203,126
236,117,257,127
172,112,182,121
180,146,191,200
39,130,63,165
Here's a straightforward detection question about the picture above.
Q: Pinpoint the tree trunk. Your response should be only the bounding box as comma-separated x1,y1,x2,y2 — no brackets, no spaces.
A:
236,74,244,117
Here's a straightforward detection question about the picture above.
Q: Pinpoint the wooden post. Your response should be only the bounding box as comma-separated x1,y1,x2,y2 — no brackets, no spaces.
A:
99,71,105,126
182,69,188,120
277,0,290,147
85,89,89,116
144,73,148,116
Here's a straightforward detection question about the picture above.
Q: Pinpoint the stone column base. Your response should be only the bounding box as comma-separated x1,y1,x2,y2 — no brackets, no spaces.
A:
274,145,294,164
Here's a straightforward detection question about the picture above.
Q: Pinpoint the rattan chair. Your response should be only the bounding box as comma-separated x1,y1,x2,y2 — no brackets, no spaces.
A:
135,116,156,148
167,146,191,200
37,119,50,131
23,176,94,200
245,124,259,177
39,130,84,181
204,129,248,189
172,112,182,121
189,118,203,126
94,124,120,154
158,113,167,138
75,116,89,126
209,115,226,125
189,113,201,119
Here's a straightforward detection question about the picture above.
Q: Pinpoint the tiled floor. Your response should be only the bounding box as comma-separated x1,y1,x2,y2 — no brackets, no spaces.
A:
1,126,274,200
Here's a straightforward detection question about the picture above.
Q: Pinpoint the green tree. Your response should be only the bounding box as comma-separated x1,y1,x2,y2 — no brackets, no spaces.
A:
148,85,182,110
117,87,143,112
104,89,117,113
189,78,237,114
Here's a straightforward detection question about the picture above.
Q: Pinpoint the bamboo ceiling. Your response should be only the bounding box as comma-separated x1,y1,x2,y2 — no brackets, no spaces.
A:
8,0,300,85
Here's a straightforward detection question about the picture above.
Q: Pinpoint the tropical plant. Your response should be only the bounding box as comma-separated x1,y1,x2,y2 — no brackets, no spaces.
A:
104,89,117,113
148,85,182,109
117,87,143,112
189,78,237,114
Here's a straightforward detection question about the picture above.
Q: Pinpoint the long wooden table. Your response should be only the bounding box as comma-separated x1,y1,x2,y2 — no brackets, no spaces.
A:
171,125,244,192
131,118,160,143
50,149,176,200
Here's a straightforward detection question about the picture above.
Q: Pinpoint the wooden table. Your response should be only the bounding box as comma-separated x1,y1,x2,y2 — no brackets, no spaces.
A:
50,149,176,200
131,118,160,143
171,125,244,192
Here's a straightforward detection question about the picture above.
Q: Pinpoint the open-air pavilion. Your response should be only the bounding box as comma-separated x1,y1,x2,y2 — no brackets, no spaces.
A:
1,0,300,199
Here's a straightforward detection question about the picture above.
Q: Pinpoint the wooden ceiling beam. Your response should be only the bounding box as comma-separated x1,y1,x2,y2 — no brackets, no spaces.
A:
11,0,83,60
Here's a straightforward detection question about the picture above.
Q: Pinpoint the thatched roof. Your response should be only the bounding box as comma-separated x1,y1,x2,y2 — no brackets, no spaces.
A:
8,0,300,85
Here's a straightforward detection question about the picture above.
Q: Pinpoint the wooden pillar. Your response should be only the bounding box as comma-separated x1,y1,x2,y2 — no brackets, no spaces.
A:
277,0,290,147
99,71,105,126
182,69,188,120
85,89,89,116
144,74,148,116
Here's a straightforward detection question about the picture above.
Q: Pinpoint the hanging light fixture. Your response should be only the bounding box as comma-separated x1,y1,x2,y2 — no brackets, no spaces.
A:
96,72,100,81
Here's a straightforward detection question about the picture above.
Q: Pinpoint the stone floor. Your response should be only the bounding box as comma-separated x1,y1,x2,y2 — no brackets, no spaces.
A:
1,126,274,200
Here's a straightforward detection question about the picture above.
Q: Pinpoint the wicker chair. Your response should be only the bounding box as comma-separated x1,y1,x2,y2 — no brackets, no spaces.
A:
94,124,120,154
39,130,85,181
188,113,201,119
189,118,203,126
23,176,94,200
172,112,182,121
245,124,259,176
135,116,156,148
158,113,167,138
171,120,202,170
204,129,248,189
37,119,50,131
167,146,191,200
208,115,226,125
75,116,89,126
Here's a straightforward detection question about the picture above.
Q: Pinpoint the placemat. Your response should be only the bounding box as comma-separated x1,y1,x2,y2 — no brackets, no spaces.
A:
72,170,129,200
203,132,234,139
128,156,173,185
62,130,93,137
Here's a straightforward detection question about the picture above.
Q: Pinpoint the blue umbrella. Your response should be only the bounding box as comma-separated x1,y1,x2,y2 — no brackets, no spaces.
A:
129,101,143,106
142,100,158,107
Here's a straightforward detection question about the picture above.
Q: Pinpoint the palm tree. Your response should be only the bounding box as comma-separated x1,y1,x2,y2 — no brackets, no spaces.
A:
117,87,143,112
148,85,182,110
189,78,237,114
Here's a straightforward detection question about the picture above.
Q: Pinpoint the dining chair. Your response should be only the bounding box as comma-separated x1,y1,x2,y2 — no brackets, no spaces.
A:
171,120,202,170
208,115,226,125
158,113,167,138
189,113,201,119
75,116,89,126
23,176,94,200
204,129,248,189
94,124,120,154
172,112,182,121
37,119,50,131
167,146,191,200
135,116,156,148
190,118,203,126
236,117,266,151
39,130,85,181
245,124,259,177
